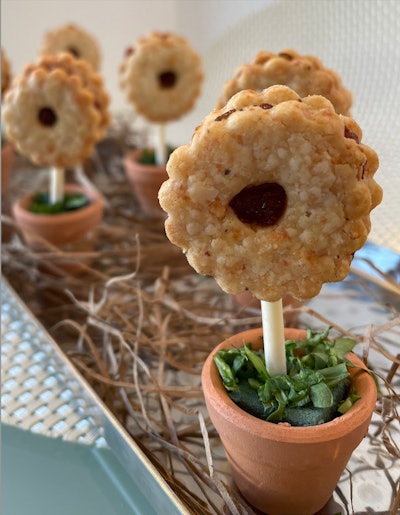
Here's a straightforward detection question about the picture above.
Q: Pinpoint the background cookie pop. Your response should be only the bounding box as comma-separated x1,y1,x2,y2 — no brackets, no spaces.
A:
119,31,203,165
2,52,110,204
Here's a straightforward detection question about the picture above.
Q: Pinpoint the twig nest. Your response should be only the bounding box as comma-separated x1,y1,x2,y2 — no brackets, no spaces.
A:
40,23,101,71
1,47,12,98
119,31,203,122
159,85,382,301
2,53,110,168
217,49,353,115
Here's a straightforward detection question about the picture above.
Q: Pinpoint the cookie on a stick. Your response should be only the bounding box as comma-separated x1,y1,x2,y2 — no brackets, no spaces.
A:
159,85,382,374
120,31,203,123
3,52,110,202
120,31,203,165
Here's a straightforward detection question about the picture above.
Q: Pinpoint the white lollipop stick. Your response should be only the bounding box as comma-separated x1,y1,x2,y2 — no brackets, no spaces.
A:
49,166,65,204
155,123,167,166
261,298,286,376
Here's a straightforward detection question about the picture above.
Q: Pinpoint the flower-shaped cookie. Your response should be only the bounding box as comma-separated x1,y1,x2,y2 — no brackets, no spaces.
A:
159,85,382,301
26,53,110,136
2,48,12,98
40,23,101,71
119,31,203,122
2,53,110,168
217,49,352,115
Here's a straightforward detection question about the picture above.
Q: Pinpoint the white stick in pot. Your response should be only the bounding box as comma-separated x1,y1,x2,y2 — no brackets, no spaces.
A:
261,298,286,376
49,166,65,204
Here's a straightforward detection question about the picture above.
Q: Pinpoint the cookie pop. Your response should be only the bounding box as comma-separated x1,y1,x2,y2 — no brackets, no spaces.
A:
2,52,110,204
159,85,382,375
119,31,203,165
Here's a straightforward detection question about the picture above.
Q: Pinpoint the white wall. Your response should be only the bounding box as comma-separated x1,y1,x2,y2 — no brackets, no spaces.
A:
1,0,272,144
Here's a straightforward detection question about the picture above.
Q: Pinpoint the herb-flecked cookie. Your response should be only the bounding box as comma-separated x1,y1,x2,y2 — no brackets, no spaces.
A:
159,85,382,301
119,31,203,122
2,53,110,168
40,23,101,70
217,49,352,115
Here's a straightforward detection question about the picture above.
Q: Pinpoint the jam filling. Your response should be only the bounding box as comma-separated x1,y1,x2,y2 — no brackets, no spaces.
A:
67,46,80,59
158,70,177,88
344,126,360,143
38,107,57,127
229,182,287,226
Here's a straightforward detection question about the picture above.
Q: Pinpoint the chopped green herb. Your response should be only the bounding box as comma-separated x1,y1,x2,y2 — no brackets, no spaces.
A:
338,390,361,414
243,344,270,381
213,328,359,425
29,192,90,214
213,355,238,391
138,146,175,165
310,382,333,408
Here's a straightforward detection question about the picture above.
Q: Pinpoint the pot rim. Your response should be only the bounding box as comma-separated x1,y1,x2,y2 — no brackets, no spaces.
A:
12,184,104,227
202,327,377,444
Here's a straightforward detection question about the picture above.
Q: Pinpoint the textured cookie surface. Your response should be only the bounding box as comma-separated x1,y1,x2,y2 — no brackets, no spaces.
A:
159,85,382,301
40,23,101,70
2,53,110,168
217,49,352,115
27,53,110,135
120,31,203,122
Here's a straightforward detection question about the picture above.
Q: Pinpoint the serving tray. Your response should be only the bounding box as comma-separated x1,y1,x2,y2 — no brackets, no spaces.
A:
1,278,188,515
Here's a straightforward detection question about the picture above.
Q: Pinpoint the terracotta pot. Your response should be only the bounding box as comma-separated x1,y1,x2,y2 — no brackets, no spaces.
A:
1,140,15,196
201,328,377,515
123,149,168,219
12,184,104,272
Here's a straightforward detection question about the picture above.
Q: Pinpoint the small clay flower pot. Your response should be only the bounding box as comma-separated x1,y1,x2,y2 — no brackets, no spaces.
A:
1,140,15,196
123,149,168,219
12,184,104,272
201,328,377,515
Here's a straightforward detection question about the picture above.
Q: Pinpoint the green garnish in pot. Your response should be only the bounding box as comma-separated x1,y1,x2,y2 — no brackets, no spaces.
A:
338,390,361,414
214,328,359,425
29,192,90,214
138,146,175,165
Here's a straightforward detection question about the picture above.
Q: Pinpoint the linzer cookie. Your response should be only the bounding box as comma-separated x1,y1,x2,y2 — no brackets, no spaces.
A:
27,53,110,135
119,31,203,122
2,53,110,168
40,23,101,71
159,85,382,301
217,49,352,115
